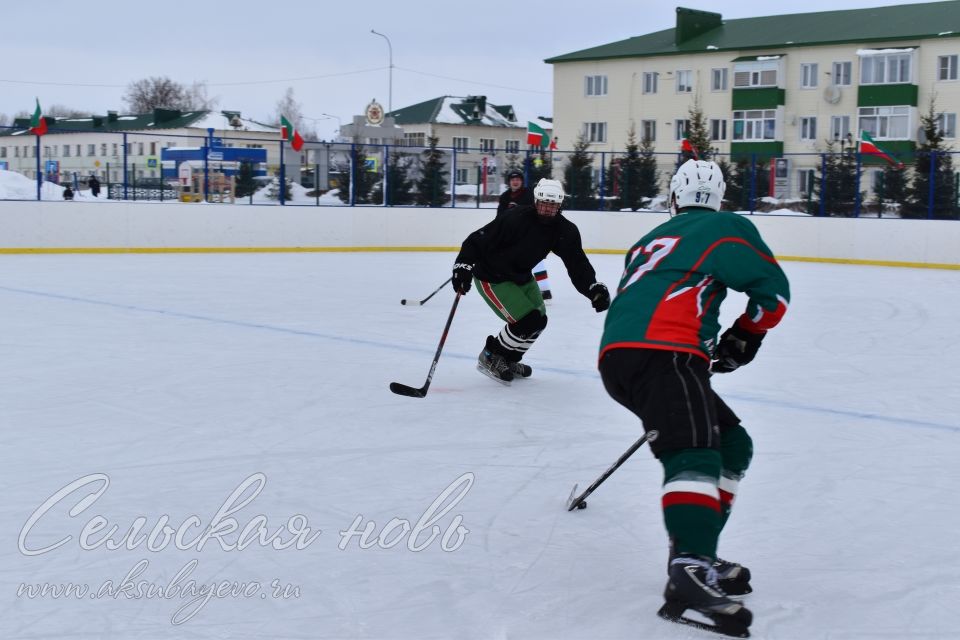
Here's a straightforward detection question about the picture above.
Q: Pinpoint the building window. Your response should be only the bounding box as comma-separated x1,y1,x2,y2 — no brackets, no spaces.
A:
858,106,910,139
830,115,851,141
938,55,958,81
674,119,691,140
138,142,144,156
800,63,818,88
832,61,852,86
479,138,496,152
455,167,470,184
732,110,777,141
0,147,6,158
504,139,520,153
641,119,656,142
733,59,779,87
936,112,957,138
87,144,96,157
585,75,608,96
800,116,817,141
150,142,157,155
112,143,118,156
676,70,693,93
798,169,816,196
711,68,728,91
642,72,658,94
860,52,912,84
43,146,50,157
710,118,727,141
452,137,469,151
403,132,425,147
583,122,607,143
62,145,69,157
14,147,19,158
101,143,107,156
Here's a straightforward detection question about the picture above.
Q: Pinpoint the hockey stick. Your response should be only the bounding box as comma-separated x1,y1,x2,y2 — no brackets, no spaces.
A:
566,433,648,511
401,277,453,306
389,292,462,398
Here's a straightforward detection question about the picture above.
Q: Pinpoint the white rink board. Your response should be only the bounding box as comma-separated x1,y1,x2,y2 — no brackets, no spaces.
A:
0,200,958,267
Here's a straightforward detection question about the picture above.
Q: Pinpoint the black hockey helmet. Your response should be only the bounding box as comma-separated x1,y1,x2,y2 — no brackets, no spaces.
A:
506,169,523,181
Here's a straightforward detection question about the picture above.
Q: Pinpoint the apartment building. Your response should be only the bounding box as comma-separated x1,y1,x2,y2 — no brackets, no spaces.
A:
546,2,960,198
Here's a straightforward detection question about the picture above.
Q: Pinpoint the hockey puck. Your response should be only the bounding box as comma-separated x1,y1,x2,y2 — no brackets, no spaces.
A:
577,501,587,509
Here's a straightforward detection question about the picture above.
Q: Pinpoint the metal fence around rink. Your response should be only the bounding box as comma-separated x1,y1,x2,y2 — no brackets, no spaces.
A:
1,126,957,219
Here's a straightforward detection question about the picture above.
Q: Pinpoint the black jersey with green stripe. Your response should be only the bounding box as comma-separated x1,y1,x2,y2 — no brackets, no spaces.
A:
600,208,790,361
455,205,597,297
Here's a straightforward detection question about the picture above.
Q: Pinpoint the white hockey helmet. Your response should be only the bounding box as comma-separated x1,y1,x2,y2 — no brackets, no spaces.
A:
533,178,565,204
669,159,726,214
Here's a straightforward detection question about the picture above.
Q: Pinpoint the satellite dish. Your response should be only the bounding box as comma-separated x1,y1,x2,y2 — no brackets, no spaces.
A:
823,85,842,104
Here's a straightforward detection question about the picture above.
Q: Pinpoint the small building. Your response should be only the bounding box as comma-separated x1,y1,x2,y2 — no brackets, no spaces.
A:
387,95,552,187
0,109,300,187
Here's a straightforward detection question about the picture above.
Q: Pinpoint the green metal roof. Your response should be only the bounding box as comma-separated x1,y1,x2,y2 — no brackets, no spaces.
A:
387,98,445,125
387,96,520,127
544,1,960,63
1,108,212,136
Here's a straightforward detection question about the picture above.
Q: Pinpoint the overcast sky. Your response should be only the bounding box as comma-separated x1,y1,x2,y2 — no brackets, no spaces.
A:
0,0,944,139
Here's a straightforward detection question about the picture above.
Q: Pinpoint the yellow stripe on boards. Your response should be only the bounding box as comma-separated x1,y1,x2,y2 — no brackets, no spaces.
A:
0,246,956,271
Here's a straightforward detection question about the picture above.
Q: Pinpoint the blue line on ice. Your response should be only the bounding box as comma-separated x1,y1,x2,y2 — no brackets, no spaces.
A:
3,284,957,434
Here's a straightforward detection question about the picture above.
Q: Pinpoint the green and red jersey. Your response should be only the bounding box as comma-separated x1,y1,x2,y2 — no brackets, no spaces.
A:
600,209,790,362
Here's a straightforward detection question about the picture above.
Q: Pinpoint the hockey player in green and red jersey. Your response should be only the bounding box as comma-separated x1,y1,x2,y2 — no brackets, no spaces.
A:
453,178,609,384
598,159,790,637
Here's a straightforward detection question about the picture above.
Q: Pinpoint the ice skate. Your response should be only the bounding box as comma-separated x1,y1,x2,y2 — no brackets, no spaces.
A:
668,539,752,596
658,555,752,638
508,361,532,378
477,348,513,385
713,557,752,596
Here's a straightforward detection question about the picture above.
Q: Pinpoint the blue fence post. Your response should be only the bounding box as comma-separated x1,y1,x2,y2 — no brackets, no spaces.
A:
854,151,862,217
278,138,285,206
383,144,389,206
927,150,937,220
123,133,129,200
819,153,827,217
35,134,41,201
749,153,757,214
599,151,606,211
451,147,457,208
349,143,356,206
524,149,531,185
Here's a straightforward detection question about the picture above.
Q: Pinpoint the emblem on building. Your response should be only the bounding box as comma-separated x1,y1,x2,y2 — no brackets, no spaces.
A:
365,100,385,125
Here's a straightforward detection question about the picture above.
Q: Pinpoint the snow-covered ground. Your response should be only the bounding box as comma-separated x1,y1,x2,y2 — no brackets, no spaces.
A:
0,251,957,639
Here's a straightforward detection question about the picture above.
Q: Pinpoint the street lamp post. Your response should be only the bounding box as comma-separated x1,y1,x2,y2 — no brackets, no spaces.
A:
370,29,393,113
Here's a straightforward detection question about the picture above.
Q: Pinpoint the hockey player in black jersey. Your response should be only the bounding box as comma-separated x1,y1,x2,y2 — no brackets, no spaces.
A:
452,178,610,384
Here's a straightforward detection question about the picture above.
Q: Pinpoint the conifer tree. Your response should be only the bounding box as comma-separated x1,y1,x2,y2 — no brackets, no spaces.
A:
905,99,956,219
563,132,595,210
416,136,450,207
606,123,644,211
686,96,712,160
336,144,378,204
637,133,661,207
526,149,553,184
234,161,257,198
373,152,415,205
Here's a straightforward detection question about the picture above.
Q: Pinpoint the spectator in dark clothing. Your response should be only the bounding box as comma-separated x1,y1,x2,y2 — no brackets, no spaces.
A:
496,169,533,217
62,185,74,200
89,175,101,198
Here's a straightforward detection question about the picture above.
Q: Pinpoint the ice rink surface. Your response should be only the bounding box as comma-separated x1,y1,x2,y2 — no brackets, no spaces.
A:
1,250,958,640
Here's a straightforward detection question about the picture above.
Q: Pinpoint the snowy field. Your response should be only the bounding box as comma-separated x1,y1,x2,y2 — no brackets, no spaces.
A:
1,251,957,640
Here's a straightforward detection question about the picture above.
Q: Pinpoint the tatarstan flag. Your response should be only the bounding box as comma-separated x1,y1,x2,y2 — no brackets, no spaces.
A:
29,98,48,136
860,131,903,169
280,115,304,151
527,121,551,148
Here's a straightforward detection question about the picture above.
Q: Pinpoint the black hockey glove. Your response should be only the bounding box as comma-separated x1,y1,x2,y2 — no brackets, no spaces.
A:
712,321,765,374
589,282,610,312
452,263,474,294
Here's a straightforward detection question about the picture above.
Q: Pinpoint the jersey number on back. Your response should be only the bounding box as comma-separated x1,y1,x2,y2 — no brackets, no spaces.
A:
620,237,679,291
